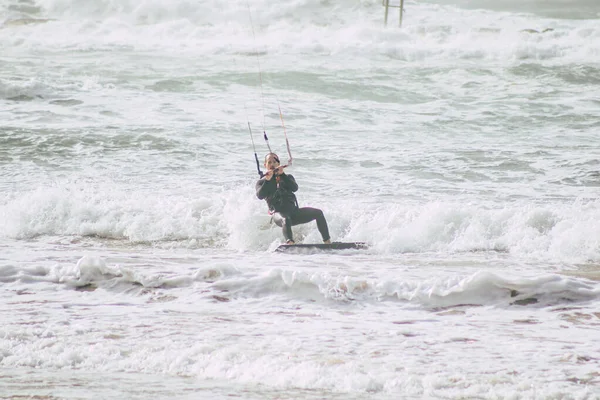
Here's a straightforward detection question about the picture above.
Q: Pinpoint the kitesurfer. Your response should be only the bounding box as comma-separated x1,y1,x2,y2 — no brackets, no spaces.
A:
256,153,331,245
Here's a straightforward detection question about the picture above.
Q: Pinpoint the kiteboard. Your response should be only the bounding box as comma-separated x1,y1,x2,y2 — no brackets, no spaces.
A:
276,241,368,252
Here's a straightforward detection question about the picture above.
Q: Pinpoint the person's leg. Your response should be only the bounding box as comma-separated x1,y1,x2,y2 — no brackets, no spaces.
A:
272,213,294,243
289,207,330,242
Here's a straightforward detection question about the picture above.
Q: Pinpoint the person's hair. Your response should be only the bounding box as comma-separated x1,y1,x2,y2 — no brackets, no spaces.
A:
264,153,280,163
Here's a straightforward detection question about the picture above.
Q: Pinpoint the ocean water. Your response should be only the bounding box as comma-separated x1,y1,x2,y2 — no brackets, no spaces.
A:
1,0,600,398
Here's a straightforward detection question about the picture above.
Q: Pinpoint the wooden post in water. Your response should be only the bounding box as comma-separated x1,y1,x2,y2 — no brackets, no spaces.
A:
383,0,404,27
383,0,390,26
399,0,404,27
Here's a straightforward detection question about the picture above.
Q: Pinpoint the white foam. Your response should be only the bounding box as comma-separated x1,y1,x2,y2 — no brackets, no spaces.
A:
2,180,600,263
1,0,597,65
347,200,600,263
1,248,599,399
0,183,237,245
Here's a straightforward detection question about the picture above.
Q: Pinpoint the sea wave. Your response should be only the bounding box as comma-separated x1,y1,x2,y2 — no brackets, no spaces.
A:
2,183,600,263
4,255,598,308
0,0,598,64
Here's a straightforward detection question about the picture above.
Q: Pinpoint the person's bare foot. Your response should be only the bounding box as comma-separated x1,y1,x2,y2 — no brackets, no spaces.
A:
286,240,295,245
323,239,331,244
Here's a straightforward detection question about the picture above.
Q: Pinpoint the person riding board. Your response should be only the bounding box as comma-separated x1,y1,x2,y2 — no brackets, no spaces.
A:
256,153,331,245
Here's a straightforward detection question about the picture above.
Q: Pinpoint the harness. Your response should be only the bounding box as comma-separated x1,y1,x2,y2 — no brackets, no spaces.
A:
268,175,298,216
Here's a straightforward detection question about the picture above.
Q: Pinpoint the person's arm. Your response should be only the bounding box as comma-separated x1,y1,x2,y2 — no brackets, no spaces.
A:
256,177,275,199
279,173,298,192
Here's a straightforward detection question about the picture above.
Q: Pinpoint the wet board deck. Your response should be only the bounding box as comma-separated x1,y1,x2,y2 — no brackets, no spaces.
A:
276,242,368,252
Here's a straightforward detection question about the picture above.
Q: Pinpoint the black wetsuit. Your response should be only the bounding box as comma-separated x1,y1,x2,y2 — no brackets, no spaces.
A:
256,172,330,242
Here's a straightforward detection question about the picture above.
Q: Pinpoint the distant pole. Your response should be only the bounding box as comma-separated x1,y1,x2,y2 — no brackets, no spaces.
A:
384,0,390,27
399,0,404,27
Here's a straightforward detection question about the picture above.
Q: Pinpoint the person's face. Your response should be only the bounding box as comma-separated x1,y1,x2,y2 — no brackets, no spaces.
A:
265,155,280,170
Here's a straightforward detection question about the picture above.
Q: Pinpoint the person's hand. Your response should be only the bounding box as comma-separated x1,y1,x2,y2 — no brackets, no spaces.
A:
273,166,284,175
265,169,276,181
265,166,284,181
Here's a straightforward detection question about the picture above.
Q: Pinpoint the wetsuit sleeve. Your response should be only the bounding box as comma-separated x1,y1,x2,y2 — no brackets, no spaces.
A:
256,178,276,199
279,174,298,192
